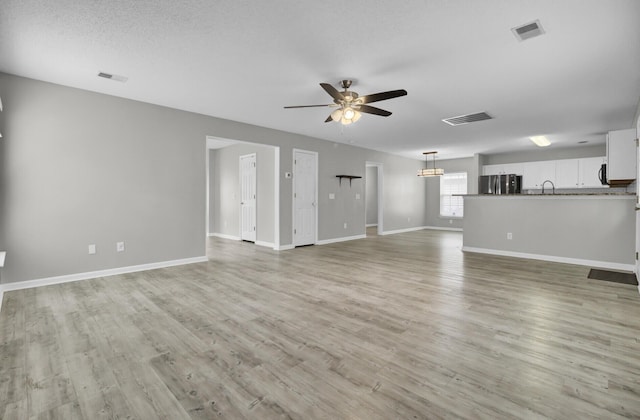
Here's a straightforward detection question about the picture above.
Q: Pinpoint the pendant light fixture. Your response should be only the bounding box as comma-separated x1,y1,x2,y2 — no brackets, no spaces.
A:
417,151,444,177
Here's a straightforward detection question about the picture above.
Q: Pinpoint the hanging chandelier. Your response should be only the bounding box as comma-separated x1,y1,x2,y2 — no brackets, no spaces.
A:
417,151,444,177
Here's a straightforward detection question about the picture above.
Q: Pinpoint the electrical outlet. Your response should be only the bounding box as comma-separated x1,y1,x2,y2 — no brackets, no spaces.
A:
116,241,125,252
329,193,335,200
355,193,361,200
507,232,513,240
88,244,96,255
343,222,347,229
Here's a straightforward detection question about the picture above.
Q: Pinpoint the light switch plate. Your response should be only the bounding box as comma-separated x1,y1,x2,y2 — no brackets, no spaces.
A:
329,193,335,200
116,241,125,252
88,244,96,255
355,193,361,199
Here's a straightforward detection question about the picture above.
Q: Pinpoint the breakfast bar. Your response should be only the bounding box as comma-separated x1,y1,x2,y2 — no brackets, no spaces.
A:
461,194,636,271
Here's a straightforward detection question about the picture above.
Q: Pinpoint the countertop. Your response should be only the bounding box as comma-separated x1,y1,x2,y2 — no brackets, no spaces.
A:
459,193,635,198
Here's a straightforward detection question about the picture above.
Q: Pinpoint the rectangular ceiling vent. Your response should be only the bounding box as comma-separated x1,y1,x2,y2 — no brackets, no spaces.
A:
512,20,545,41
442,112,493,126
97,72,128,83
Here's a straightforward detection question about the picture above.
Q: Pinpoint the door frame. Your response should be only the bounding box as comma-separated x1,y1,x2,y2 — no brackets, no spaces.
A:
366,161,384,235
239,153,257,242
292,148,318,246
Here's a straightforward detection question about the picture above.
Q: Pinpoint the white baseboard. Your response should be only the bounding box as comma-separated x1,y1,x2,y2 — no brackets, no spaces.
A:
365,224,378,227
210,233,241,241
0,256,209,306
380,226,427,236
424,226,464,232
255,241,275,249
461,246,635,272
316,234,366,245
275,244,294,251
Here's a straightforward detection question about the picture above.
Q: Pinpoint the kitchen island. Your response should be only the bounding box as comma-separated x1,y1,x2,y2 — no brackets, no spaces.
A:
461,194,635,271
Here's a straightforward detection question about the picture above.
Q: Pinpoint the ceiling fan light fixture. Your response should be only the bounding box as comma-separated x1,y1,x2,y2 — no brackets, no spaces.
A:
343,107,356,120
340,108,361,125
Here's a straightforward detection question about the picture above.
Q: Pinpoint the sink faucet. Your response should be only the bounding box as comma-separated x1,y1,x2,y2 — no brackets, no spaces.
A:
541,180,555,194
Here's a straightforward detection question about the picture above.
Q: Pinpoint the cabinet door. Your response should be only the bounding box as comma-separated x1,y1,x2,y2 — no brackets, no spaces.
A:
579,157,606,188
483,165,503,175
555,159,579,188
522,161,556,189
607,128,637,180
501,163,524,175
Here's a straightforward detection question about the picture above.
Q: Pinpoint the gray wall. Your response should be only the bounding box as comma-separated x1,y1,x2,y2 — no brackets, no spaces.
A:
0,73,207,283
463,196,635,267
0,73,428,283
365,166,378,226
209,143,275,244
424,157,475,230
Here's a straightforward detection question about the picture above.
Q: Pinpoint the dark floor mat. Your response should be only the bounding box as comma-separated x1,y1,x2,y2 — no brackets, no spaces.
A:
588,269,638,285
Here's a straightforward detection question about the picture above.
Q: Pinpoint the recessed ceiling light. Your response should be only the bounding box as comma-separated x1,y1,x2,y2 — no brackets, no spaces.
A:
530,135,551,147
98,72,128,83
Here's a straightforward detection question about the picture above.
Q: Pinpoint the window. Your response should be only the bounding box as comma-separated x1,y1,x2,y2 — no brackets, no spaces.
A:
440,172,467,217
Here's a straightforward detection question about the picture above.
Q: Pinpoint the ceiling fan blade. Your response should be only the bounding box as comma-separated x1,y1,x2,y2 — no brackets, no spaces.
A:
324,115,334,123
357,104,392,117
320,83,345,102
284,104,332,109
358,89,407,104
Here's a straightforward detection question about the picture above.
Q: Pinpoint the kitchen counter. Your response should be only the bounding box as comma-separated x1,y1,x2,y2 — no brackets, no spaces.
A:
461,194,635,271
459,193,634,197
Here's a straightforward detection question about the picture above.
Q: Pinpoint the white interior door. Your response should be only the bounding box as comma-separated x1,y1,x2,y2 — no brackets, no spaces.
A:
240,153,256,242
294,150,317,246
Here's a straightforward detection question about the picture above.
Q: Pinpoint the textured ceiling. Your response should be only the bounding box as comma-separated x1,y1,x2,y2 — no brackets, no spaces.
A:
1,0,639,160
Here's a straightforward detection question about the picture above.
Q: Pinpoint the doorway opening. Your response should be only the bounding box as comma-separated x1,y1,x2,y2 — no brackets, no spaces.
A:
206,136,280,251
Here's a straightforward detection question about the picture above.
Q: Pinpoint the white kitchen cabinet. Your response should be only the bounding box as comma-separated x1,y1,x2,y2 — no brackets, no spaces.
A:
502,163,524,175
555,159,579,188
606,128,636,183
522,161,556,189
482,163,523,175
482,164,503,175
579,156,606,188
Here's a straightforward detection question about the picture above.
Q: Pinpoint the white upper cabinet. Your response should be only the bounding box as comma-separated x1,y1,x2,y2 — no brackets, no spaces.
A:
555,159,580,188
522,161,556,189
482,164,503,175
482,163,523,175
579,156,606,188
606,128,637,183
484,157,606,190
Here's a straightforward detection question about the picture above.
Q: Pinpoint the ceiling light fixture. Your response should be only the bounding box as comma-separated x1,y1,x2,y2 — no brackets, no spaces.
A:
418,151,444,177
529,135,551,147
331,106,362,125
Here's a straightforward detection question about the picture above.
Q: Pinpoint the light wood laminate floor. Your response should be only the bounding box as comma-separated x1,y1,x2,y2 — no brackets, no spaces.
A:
2,230,640,419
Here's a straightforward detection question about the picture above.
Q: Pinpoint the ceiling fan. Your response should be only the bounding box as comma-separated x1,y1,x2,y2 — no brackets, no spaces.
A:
284,80,407,125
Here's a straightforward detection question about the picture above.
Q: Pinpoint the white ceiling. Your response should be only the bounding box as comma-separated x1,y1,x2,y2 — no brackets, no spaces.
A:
1,0,639,160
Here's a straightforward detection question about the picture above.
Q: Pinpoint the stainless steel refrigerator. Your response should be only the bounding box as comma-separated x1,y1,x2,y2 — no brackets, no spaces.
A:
478,174,522,194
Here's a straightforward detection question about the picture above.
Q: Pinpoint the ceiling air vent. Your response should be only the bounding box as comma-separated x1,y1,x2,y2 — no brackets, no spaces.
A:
512,20,545,41
97,72,128,82
442,112,493,126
